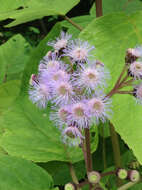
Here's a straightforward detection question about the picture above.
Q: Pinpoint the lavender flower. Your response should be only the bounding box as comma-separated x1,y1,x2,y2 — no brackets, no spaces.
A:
62,126,84,146
29,80,52,108
129,61,142,79
67,101,90,129
72,63,108,94
50,106,70,129
51,81,75,106
133,84,142,104
88,97,112,124
39,52,61,72
64,39,95,64
48,31,72,51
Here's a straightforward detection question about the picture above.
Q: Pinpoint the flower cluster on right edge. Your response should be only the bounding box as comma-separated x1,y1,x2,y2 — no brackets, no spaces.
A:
29,31,112,146
126,47,142,104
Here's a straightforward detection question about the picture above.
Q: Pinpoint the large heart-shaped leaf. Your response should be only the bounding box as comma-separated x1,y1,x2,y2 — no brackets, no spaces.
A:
0,153,53,190
79,11,142,164
90,0,142,16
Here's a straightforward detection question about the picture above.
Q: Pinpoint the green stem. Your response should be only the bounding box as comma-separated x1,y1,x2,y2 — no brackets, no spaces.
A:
102,126,107,170
118,182,138,190
109,122,122,186
69,163,81,190
62,16,83,31
84,128,93,173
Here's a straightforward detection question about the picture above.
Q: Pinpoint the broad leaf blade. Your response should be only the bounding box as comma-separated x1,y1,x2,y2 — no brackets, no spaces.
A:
0,154,53,190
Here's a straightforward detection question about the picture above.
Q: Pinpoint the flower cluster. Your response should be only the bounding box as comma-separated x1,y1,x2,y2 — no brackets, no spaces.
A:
126,46,142,104
29,31,112,146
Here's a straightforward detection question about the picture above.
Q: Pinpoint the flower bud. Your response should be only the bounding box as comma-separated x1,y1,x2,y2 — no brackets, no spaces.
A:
96,60,104,67
64,183,76,190
29,74,38,85
128,170,140,182
116,168,128,179
125,48,139,64
88,171,101,184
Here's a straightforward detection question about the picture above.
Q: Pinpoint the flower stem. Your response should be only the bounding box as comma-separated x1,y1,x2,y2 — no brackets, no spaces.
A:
84,128,93,173
109,122,122,186
95,0,103,17
69,163,81,190
62,16,83,31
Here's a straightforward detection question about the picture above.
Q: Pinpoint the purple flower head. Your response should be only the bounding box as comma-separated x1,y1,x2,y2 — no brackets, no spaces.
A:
62,125,84,146
72,62,108,94
39,52,61,72
50,105,70,129
129,61,142,79
67,101,90,129
29,81,52,108
39,66,70,86
133,84,142,104
88,96,112,124
48,31,72,51
64,39,95,64
51,81,75,106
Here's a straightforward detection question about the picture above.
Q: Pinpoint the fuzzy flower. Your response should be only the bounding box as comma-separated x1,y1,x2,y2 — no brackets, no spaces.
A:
29,81,52,108
88,97,112,124
72,64,108,94
40,68,70,85
64,39,95,63
50,106,70,129
68,102,90,129
133,84,142,104
62,126,84,146
129,61,142,79
51,81,75,105
39,52,61,72
48,31,72,51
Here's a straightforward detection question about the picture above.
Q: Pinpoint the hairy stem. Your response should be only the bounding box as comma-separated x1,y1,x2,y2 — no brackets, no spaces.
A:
62,16,83,31
109,122,122,186
102,126,107,170
95,0,103,17
84,128,93,173
118,182,138,190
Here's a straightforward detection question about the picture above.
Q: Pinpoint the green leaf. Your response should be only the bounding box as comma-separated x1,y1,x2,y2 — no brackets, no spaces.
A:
90,0,142,16
0,80,21,115
79,11,142,164
112,94,142,165
0,97,84,163
0,95,98,163
0,0,80,27
39,160,86,185
0,34,31,83
0,153,53,190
